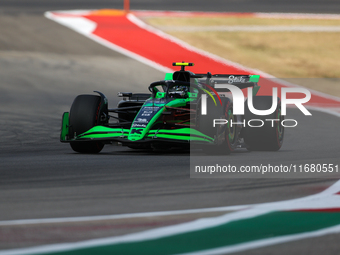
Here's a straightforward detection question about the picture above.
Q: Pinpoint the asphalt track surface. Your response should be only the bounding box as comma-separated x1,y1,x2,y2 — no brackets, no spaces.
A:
0,1,339,254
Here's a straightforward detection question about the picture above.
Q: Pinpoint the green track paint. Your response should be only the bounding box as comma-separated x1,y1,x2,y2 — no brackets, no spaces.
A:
37,211,340,255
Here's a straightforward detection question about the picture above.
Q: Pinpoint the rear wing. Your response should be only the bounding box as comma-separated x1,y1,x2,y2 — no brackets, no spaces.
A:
192,73,260,90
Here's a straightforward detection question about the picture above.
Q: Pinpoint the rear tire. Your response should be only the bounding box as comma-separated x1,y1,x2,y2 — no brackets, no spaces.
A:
243,96,284,151
196,96,238,155
69,95,105,153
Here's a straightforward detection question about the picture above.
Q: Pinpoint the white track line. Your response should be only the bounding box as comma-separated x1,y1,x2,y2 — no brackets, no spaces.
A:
157,25,340,32
254,12,340,20
44,12,173,74
0,205,248,226
133,10,340,20
1,180,339,255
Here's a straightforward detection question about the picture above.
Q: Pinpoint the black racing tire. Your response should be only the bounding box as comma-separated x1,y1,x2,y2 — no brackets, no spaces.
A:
243,96,284,151
69,95,104,153
196,96,238,155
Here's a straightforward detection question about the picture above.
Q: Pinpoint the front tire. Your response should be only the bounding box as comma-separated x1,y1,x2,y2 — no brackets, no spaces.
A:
69,95,105,153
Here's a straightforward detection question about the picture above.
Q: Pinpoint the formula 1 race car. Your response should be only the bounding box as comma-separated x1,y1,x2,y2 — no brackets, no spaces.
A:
60,62,284,154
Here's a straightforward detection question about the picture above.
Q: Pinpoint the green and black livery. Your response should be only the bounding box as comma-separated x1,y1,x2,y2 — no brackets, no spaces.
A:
60,62,284,154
